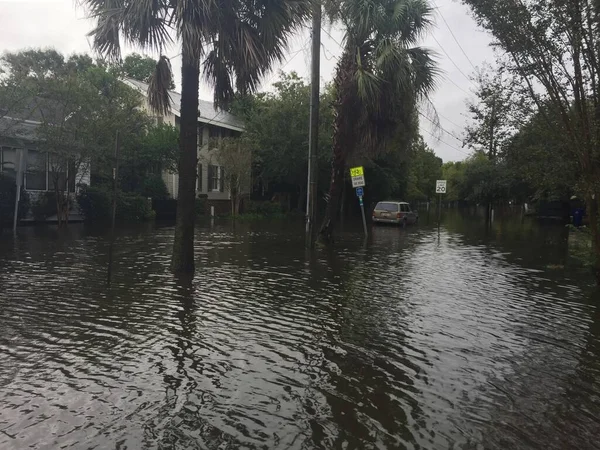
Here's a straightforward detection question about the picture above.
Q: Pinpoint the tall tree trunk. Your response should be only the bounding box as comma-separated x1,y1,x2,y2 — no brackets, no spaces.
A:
318,51,357,244
172,46,200,273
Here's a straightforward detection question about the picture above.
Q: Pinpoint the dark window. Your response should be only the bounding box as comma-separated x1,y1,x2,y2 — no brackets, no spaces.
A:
400,204,409,212
208,126,220,139
220,166,225,192
26,150,47,190
376,202,398,212
198,125,204,146
209,164,219,191
197,163,203,192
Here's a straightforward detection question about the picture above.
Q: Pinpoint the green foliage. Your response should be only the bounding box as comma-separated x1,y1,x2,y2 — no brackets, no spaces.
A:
0,49,155,224
138,123,179,174
77,185,155,222
195,197,207,217
121,53,176,90
234,72,333,191
406,137,442,202
139,174,169,200
31,192,58,221
244,200,283,216
503,106,577,202
0,174,29,229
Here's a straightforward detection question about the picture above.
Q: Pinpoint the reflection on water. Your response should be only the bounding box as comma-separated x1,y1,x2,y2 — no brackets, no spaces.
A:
1,211,599,449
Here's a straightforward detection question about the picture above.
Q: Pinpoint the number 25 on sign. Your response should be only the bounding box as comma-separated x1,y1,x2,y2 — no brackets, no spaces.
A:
350,166,364,177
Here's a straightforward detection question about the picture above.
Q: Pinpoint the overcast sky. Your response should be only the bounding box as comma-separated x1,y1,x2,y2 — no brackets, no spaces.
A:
0,0,495,162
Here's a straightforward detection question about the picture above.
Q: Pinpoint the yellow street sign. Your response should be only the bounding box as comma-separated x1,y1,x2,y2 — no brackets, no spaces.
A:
349,166,364,177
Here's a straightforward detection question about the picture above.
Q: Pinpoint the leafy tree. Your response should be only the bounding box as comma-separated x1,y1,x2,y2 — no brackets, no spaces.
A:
234,72,334,209
503,106,577,203
406,137,442,202
460,0,600,281
0,50,151,226
83,0,311,273
121,53,176,89
212,137,252,215
464,64,521,160
318,0,438,243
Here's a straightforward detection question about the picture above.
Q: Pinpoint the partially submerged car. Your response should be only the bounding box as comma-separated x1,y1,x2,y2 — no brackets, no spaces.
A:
372,201,418,226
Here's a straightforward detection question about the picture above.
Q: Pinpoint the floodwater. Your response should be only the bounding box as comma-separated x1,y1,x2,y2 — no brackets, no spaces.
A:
0,211,599,450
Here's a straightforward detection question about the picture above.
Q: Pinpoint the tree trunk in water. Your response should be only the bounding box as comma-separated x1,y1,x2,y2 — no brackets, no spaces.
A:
318,51,357,244
172,47,200,273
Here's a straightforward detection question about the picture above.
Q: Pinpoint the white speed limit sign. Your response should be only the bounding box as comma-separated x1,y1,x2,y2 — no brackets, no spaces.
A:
436,180,447,194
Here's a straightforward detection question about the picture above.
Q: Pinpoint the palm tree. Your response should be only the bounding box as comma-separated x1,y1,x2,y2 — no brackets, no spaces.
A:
81,0,310,272
319,0,438,243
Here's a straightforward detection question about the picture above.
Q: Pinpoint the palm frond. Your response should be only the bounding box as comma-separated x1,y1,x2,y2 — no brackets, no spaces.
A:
407,46,439,98
85,1,125,60
148,55,173,115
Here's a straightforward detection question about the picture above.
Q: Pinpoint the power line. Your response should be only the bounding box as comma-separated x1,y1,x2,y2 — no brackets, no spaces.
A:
421,127,470,156
418,111,463,142
431,0,477,71
431,34,474,88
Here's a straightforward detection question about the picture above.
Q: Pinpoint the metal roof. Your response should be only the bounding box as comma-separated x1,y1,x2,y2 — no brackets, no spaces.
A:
123,78,244,131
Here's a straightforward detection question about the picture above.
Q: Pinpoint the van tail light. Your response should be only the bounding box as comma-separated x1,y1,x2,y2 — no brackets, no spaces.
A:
397,212,402,219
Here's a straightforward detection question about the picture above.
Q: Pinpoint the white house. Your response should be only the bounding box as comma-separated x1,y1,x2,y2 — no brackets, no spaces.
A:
123,78,245,210
0,104,90,222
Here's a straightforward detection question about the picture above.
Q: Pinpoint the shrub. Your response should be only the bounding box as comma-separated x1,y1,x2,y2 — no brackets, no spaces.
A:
0,174,29,229
77,185,155,222
31,191,58,221
140,174,169,200
244,200,283,216
195,195,207,217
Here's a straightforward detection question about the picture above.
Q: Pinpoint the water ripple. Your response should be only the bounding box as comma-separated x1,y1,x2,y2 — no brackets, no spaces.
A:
0,218,599,449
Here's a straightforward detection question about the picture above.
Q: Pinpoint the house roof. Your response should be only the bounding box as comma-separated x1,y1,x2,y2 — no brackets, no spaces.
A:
123,77,245,132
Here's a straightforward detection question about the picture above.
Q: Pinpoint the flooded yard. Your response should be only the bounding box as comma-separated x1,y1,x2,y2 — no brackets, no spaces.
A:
0,212,599,449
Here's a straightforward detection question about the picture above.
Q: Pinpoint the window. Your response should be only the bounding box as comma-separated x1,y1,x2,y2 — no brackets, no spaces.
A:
198,125,204,147
400,204,409,213
1,147,17,179
209,164,220,191
376,202,399,212
197,163,203,192
208,126,220,140
26,150,47,190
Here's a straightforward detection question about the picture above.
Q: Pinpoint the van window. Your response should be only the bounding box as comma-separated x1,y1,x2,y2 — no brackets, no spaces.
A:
376,202,399,212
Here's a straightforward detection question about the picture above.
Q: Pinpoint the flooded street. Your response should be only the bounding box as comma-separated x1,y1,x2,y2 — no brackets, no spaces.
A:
1,212,599,449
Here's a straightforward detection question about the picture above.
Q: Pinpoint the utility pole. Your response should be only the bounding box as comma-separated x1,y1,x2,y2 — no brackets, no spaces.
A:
12,149,25,232
305,0,321,248
107,130,120,285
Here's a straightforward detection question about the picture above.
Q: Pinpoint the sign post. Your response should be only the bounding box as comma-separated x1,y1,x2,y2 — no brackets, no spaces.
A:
350,166,367,237
12,149,26,232
435,180,447,225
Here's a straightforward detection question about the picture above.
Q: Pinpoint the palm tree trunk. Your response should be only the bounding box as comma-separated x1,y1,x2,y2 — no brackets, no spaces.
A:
318,51,357,244
172,45,200,273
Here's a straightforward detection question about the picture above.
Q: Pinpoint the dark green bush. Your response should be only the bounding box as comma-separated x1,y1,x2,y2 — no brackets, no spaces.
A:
77,185,155,222
31,191,58,221
0,174,29,229
244,200,283,216
139,174,169,200
195,195,207,217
